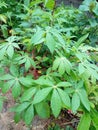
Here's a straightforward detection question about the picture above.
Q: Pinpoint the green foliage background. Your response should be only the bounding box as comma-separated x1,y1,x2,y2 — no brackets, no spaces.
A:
0,0,98,129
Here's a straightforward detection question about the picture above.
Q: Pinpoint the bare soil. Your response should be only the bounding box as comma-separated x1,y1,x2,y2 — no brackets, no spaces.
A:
0,92,78,130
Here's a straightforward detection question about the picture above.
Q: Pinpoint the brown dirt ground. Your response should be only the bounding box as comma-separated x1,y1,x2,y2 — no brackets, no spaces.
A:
0,91,78,130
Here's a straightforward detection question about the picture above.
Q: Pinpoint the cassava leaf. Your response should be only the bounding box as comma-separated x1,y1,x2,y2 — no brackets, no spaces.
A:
12,81,21,98
14,112,21,123
31,27,44,44
35,102,50,118
51,89,62,117
46,33,56,54
0,45,7,59
57,88,70,108
0,74,14,80
6,45,14,58
24,0,30,7
57,82,71,87
10,65,19,77
52,57,60,70
76,33,89,47
19,77,33,86
24,104,34,125
53,57,72,75
77,112,91,130
90,109,98,129
44,0,55,9
14,102,30,112
21,87,36,102
78,89,90,111
72,92,80,113
2,79,15,93
25,58,31,71
33,87,52,104
79,63,85,75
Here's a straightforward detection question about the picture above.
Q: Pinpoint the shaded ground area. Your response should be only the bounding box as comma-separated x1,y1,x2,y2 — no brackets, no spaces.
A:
0,92,79,130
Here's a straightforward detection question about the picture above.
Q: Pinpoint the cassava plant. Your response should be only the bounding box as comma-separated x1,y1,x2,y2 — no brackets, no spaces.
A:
0,0,98,129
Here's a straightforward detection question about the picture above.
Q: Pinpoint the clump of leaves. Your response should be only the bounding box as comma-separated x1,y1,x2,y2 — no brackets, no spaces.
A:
0,0,98,130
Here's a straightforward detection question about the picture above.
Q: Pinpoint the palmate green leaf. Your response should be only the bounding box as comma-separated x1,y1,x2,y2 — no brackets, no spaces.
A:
35,102,50,118
72,93,80,113
77,112,91,130
19,77,33,87
82,62,98,80
93,3,98,15
24,104,34,125
10,65,19,77
58,61,66,75
52,57,61,70
30,0,42,6
12,81,21,98
82,0,95,6
16,55,35,71
12,43,20,49
2,79,15,93
33,77,53,86
64,62,72,75
0,1,7,8
76,33,89,47
0,74,14,80
65,88,75,94
87,67,98,80
6,45,14,58
79,63,85,75
16,56,26,64
25,57,35,71
24,0,30,7
76,52,89,62
78,89,90,111
79,4,89,11
90,109,98,129
21,87,36,102
33,87,52,104
0,14,7,23
14,112,21,123
46,33,56,54
53,57,72,75
0,45,7,60
77,80,84,89
32,38,45,45
25,58,31,71
90,63,98,71
19,58,26,64
44,0,48,5
0,44,6,50
0,36,20,58
57,82,71,88
31,27,44,45
0,44,8,49
30,58,36,67
57,88,70,108
0,43,19,59
51,89,62,117
51,29,65,46
14,102,30,112
44,0,55,9
81,70,91,80
6,36,20,43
